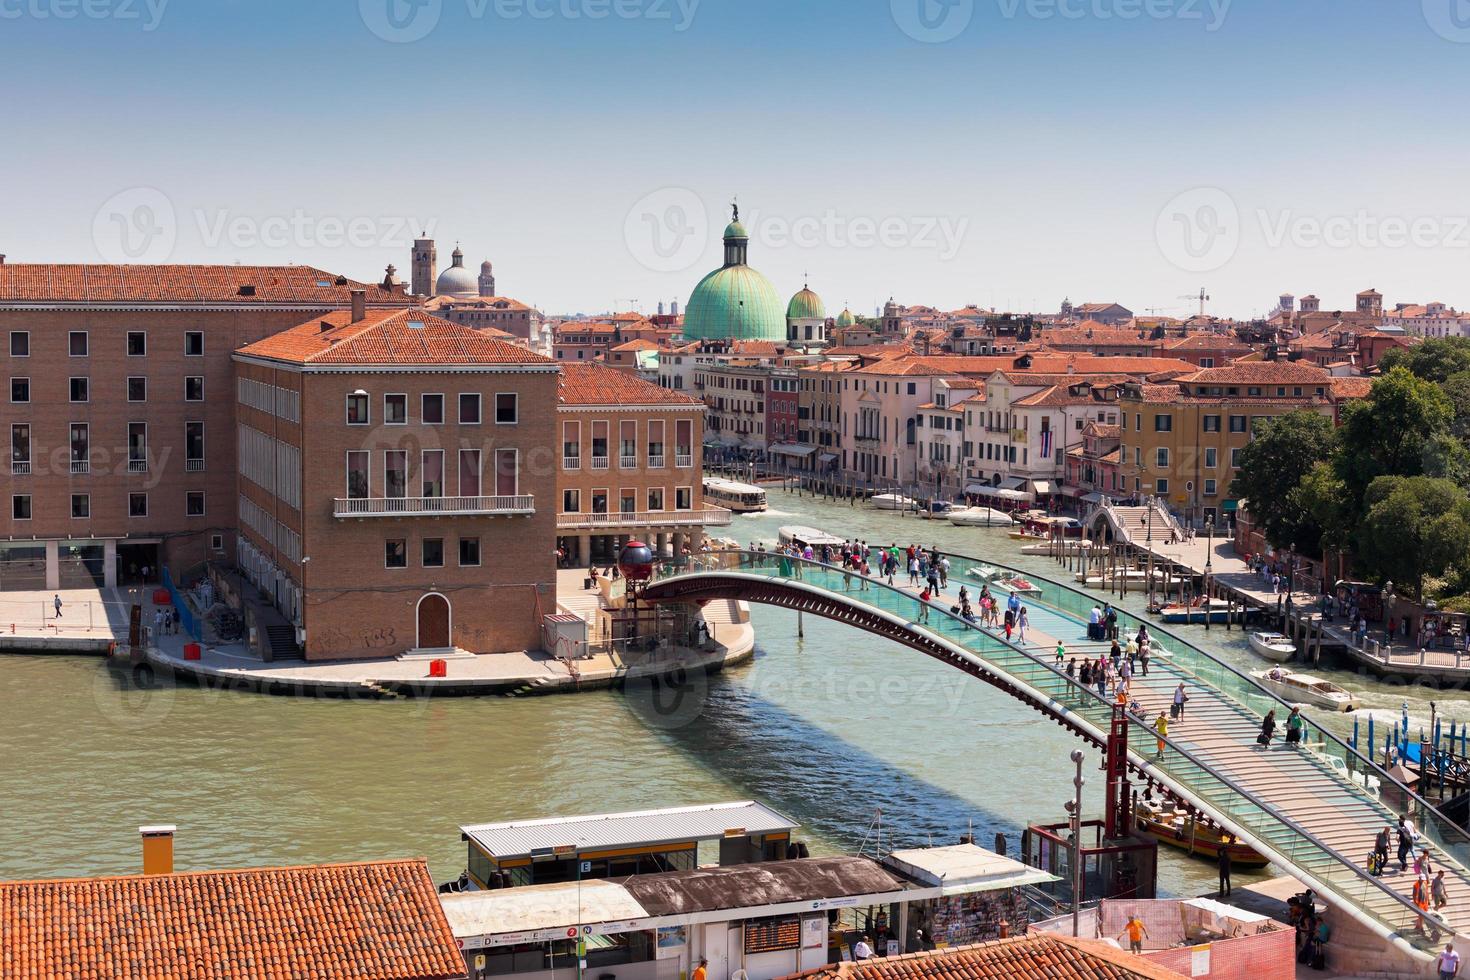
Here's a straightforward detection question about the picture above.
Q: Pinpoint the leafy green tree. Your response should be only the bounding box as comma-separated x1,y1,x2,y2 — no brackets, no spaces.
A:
1297,462,1354,554
1334,368,1454,505
1442,371,1470,441
1230,410,1336,551
1355,476,1470,601
1378,337,1470,383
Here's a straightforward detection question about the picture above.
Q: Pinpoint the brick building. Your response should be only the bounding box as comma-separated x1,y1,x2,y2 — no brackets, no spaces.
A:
234,306,559,660
0,262,409,592
554,363,727,565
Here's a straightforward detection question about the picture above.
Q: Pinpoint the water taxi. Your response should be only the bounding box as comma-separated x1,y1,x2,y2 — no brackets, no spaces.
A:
1250,667,1355,712
1009,515,1082,541
1248,631,1296,662
778,525,846,551
949,506,1015,527
965,564,1002,583
1151,597,1255,624
871,492,917,511
702,477,767,513
992,575,1043,597
1133,798,1268,867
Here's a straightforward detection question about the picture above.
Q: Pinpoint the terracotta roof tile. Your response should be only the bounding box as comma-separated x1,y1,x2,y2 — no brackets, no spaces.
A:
0,859,466,979
0,263,410,306
558,362,703,407
1331,376,1373,399
1179,362,1331,385
783,934,1185,980
237,309,552,366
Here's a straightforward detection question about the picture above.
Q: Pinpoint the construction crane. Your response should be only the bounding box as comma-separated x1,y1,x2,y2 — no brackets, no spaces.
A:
1179,288,1210,317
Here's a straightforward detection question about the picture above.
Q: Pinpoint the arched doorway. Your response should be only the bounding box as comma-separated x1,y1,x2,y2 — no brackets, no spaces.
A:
416,593,451,650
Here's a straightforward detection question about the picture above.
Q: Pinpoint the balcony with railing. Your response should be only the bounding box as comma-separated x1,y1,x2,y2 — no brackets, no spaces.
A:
334,495,536,518
556,506,732,530
186,459,205,472
675,453,693,467
70,459,89,474
648,454,666,469
11,460,29,475
619,455,638,469
563,455,581,471
590,456,610,471
128,458,148,473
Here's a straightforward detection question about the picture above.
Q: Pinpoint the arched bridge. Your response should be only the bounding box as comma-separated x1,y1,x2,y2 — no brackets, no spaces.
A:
643,550,1470,961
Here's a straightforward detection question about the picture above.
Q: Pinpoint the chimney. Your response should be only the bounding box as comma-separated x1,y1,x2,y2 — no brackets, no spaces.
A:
350,288,366,323
0,254,6,264
140,824,176,875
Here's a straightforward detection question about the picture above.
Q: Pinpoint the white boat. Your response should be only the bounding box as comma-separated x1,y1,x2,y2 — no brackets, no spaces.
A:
1248,631,1296,662
1250,668,1356,712
702,477,767,513
871,492,917,511
778,525,846,550
949,506,1015,527
966,564,1002,583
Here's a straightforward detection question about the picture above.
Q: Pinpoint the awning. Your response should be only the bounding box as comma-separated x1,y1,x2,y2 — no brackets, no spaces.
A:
1031,480,1052,495
1081,492,1104,504
972,486,1032,502
964,483,992,495
1000,477,1028,491
819,453,840,466
769,444,817,458
1222,499,1239,511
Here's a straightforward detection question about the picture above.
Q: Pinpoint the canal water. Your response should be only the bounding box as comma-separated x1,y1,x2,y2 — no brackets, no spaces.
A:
2,489,1463,899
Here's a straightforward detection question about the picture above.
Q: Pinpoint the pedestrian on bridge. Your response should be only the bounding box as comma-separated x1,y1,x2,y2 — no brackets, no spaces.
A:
1257,710,1277,748
1435,943,1459,980
1373,825,1391,875
1017,607,1029,643
1399,814,1419,872
1172,683,1189,720
1434,869,1449,913
1218,835,1234,896
1055,641,1066,664
1154,711,1169,757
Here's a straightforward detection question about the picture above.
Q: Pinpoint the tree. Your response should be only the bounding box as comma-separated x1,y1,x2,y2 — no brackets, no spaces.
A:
1296,462,1354,554
1354,476,1470,601
1378,337,1470,384
1230,410,1336,552
1442,371,1470,441
1334,367,1454,506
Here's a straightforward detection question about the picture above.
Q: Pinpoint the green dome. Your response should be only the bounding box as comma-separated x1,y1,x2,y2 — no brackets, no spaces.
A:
787,286,825,322
683,264,786,342
835,307,856,328
724,219,749,240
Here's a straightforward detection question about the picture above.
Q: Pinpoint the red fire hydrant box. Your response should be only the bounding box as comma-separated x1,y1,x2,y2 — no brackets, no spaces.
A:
428,658,447,678
183,643,202,661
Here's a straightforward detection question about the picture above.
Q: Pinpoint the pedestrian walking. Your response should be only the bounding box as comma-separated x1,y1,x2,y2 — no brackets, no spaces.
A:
918,587,931,623
1118,916,1149,955
1435,943,1459,980
1434,870,1449,912
1066,658,1077,680
1218,836,1233,896
1257,710,1277,748
1285,706,1304,745
1372,825,1391,876
1055,641,1066,663
1399,814,1418,873
1172,682,1188,719
53,593,63,618
939,556,950,588
1154,711,1169,757
1139,644,1150,677
1018,607,1030,643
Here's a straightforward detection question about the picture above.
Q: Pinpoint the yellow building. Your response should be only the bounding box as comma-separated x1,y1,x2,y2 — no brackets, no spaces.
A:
1116,363,1365,526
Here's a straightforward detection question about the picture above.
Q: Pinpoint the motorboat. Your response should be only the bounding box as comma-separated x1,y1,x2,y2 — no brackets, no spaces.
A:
1009,515,1083,541
949,506,1015,527
1133,798,1269,867
921,500,954,518
778,526,846,551
1248,631,1296,662
871,493,917,511
965,564,1002,583
1152,597,1256,624
1250,667,1356,712
993,575,1043,597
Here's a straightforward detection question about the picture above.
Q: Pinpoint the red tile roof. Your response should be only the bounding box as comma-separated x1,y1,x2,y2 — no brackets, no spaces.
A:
237,309,552,366
852,354,1195,379
421,295,531,312
558,362,703,407
0,859,467,980
0,264,410,306
1179,362,1331,385
784,935,1185,980
1331,376,1373,399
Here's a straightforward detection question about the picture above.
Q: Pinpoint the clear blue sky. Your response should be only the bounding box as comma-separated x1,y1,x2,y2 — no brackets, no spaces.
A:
4,0,1467,318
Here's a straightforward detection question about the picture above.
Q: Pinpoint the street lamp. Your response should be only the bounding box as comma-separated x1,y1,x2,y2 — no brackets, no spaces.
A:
1204,519,1214,631
1066,748,1086,937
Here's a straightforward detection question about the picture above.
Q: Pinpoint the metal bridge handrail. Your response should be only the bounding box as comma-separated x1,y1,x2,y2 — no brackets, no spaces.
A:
935,544,1470,856
666,551,1449,941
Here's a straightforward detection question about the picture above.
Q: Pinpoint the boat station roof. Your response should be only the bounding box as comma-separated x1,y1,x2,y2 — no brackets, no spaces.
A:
882,844,1058,896
460,801,799,860
440,848,1056,951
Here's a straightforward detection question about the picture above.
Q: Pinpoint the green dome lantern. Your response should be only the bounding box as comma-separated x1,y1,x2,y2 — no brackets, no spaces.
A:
683,203,786,342
786,283,825,322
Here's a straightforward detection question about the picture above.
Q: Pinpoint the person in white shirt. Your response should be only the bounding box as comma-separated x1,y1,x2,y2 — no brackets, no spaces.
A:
1437,943,1460,980
853,936,874,960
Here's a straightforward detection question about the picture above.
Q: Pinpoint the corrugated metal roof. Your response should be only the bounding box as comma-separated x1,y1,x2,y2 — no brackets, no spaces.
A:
621,856,903,917
461,801,799,859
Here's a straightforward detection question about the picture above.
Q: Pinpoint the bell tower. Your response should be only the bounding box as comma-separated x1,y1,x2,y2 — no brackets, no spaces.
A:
411,235,437,298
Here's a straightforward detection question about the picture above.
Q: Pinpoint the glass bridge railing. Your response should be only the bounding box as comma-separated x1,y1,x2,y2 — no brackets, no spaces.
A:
657,550,1456,949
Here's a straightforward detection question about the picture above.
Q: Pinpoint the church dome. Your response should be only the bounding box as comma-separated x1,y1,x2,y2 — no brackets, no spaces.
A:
682,205,784,342
835,307,857,328
786,285,825,322
480,260,493,272
435,246,478,298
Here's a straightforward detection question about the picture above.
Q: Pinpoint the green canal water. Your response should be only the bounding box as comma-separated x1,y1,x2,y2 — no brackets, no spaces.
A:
2,490,1464,899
